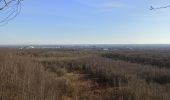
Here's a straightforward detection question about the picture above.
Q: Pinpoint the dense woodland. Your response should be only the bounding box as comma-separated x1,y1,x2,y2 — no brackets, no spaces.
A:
0,49,170,100
102,51,170,68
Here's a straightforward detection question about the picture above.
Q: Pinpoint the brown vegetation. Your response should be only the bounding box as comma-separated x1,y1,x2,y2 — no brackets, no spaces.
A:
101,51,170,68
0,49,78,100
0,49,170,100
43,56,170,100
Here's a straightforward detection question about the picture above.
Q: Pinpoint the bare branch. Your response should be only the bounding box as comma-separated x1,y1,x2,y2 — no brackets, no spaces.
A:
0,0,23,25
150,5,170,10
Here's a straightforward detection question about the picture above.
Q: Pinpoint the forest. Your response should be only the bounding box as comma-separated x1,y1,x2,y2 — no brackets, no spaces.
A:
0,48,169,100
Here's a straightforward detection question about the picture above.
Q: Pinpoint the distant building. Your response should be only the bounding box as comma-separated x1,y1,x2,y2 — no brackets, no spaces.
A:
19,46,35,50
55,46,61,49
103,48,109,51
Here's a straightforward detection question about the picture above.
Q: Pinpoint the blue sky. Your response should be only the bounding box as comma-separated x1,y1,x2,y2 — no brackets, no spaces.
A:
0,0,170,44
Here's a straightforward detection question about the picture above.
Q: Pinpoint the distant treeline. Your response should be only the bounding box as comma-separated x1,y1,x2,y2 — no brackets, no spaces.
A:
101,52,170,68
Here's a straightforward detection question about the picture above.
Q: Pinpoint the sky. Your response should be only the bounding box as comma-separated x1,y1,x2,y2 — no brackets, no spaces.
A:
0,0,170,45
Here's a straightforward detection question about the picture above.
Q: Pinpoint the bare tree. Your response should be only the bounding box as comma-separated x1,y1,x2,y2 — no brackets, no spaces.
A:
0,0,23,24
150,5,170,10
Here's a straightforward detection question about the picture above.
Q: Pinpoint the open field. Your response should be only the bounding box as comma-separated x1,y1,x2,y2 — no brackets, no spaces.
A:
0,48,170,100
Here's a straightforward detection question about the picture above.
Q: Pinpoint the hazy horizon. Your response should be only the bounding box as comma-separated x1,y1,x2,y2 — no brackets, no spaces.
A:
1,43,170,45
